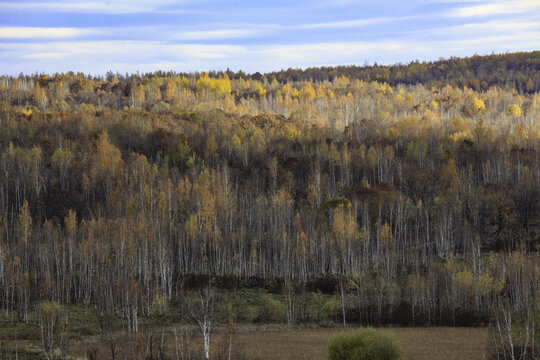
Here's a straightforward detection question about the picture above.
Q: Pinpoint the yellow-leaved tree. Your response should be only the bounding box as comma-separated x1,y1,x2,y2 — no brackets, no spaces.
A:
472,97,485,112
439,159,461,199
197,73,231,97
92,130,124,192
507,104,521,117
33,82,47,111
299,83,316,102
133,84,145,108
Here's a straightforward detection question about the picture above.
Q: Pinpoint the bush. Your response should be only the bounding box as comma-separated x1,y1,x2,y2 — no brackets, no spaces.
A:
321,298,341,321
151,101,170,114
256,295,285,322
328,327,405,360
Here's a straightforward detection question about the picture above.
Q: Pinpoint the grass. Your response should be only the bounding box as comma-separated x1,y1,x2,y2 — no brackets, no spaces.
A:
0,300,489,359
0,303,109,338
0,325,489,359
0,304,117,359
234,327,489,360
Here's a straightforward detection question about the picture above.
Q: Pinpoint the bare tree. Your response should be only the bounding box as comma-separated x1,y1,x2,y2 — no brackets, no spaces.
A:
184,285,223,360
490,299,539,360
39,301,66,360
174,326,195,360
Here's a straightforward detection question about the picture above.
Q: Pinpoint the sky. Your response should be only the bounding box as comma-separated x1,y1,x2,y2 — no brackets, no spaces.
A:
0,0,539,75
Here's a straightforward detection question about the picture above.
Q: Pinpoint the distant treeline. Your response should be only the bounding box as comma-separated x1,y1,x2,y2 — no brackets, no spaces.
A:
105,51,540,94
264,51,540,93
6,51,539,94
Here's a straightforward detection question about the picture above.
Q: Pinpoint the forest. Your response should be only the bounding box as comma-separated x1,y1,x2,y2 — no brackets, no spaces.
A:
0,51,538,359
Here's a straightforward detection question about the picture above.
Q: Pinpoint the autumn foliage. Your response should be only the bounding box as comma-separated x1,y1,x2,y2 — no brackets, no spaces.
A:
0,53,538,349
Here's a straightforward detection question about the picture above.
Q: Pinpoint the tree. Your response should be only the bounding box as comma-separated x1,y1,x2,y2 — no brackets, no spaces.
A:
507,104,522,117
55,81,66,102
184,285,223,360
133,84,145,108
51,148,73,188
490,296,539,360
165,80,178,103
18,200,32,246
33,82,47,111
439,159,460,196
92,130,123,193
472,97,485,112
39,301,66,360
378,223,395,283
299,83,316,102
197,73,231,97
0,54,538,346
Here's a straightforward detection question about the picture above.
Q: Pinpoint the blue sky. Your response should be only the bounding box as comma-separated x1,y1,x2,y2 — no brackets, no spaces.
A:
0,0,539,75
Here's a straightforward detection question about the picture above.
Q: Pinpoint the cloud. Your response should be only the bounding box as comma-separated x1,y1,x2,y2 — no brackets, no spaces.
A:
173,29,259,41
21,52,68,59
0,1,539,74
448,0,539,17
0,27,99,39
0,41,244,62
0,0,182,14
0,25,260,43
417,19,540,38
257,41,405,64
3,32,537,75
293,16,417,30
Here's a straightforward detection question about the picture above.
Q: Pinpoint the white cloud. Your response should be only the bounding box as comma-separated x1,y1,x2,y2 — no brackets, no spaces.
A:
0,41,244,62
293,16,416,30
173,29,259,41
257,41,404,64
21,52,68,59
0,27,99,39
1,33,536,75
0,25,262,42
0,0,182,14
420,19,540,37
448,0,539,17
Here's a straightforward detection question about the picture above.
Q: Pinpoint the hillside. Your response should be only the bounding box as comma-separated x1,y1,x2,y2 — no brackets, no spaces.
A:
0,51,538,358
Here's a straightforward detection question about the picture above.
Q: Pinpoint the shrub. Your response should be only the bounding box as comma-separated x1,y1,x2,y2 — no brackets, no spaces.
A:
256,295,285,322
328,327,404,360
151,294,168,317
151,101,170,114
321,298,341,321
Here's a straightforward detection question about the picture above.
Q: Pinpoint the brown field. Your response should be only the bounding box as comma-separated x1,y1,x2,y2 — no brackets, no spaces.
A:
1,325,489,359
235,327,489,360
